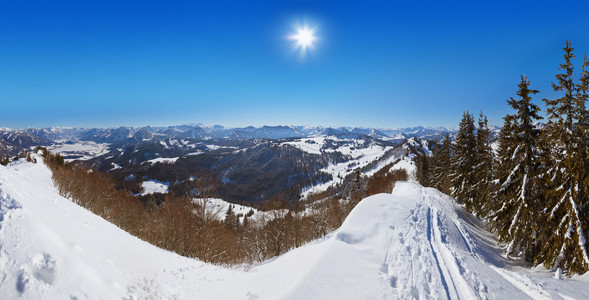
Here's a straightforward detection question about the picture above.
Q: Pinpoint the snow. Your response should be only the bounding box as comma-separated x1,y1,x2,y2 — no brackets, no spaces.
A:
144,157,179,164
206,145,237,151
390,157,417,180
491,140,500,154
185,151,203,156
363,152,400,177
139,180,169,195
193,198,263,223
555,268,563,280
1,160,589,299
46,141,110,162
282,137,325,155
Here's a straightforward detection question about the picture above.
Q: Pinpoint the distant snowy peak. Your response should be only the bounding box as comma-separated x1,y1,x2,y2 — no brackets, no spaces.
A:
133,127,156,141
390,132,408,140
214,125,301,139
0,129,51,156
320,127,351,137
350,127,388,139
80,127,135,143
533,121,546,130
244,125,303,139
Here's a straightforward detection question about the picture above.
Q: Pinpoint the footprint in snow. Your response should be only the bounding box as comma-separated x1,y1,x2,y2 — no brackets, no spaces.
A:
390,276,398,288
16,268,29,293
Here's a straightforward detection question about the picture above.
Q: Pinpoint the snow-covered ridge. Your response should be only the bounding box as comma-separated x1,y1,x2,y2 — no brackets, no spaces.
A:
1,160,587,299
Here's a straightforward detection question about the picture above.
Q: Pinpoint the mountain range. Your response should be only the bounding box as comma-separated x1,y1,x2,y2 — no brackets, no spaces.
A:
0,124,458,156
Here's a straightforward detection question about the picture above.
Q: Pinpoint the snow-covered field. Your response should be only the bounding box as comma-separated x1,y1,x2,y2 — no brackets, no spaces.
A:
46,141,110,162
144,157,180,165
139,180,170,195
1,159,588,299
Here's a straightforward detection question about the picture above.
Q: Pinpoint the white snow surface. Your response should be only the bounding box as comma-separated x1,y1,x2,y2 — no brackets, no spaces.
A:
46,141,110,162
144,157,179,165
192,198,263,223
391,157,417,181
283,137,325,155
139,180,169,195
1,160,589,299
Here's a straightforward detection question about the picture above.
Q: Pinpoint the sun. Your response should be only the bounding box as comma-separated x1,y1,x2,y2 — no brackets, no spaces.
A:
294,27,316,49
288,23,318,61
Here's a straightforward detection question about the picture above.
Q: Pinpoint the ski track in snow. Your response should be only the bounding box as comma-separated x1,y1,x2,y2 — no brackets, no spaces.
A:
1,159,589,299
490,266,551,300
379,186,588,300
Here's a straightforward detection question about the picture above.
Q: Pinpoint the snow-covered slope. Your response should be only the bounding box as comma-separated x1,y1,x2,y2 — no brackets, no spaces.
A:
1,160,588,299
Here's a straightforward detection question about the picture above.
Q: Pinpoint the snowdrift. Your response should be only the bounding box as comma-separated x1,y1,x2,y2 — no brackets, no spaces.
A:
1,160,588,299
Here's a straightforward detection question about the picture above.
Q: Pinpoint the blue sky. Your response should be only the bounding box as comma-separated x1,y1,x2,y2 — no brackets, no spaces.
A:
2,0,589,129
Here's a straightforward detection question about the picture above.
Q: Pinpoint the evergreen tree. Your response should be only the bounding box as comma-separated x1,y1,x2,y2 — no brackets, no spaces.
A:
415,153,431,187
242,215,249,229
492,117,515,210
538,41,589,274
350,168,365,202
431,134,452,194
493,75,543,261
472,112,494,215
450,111,477,210
225,205,236,227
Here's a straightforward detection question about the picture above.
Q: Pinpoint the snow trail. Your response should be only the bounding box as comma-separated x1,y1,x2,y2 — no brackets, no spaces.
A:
490,266,552,300
426,207,453,299
381,184,589,300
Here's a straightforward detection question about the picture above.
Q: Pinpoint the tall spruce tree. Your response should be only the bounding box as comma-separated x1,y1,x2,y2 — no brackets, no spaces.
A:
431,134,452,194
537,41,589,274
492,117,515,209
415,153,431,187
450,111,477,210
472,112,494,215
493,75,543,261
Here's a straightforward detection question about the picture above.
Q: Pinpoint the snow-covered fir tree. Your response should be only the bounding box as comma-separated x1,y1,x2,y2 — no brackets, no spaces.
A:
537,41,589,274
415,153,431,187
450,112,477,210
492,117,514,208
472,112,494,216
492,75,543,261
431,134,452,195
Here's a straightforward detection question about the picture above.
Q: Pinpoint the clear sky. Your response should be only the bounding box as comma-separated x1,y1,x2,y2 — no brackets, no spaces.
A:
2,0,589,129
